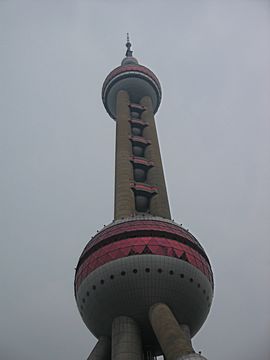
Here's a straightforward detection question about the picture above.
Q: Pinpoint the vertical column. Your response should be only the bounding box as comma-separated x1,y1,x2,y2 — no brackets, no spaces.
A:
180,325,194,350
148,303,194,360
140,96,171,219
114,90,135,219
112,316,143,360
87,336,111,360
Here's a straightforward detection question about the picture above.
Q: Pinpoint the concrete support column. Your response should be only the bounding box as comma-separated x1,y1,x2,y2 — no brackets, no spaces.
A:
112,316,143,360
140,96,171,219
114,90,135,219
180,324,194,350
149,303,194,360
176,355,208,360
87,336,111,360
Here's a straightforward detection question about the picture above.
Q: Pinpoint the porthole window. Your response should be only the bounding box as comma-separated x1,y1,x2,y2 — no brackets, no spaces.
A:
92,285,96,290
180,273,184,278
121,271,126,276
197,283,201,288
82,298,85,303
145,268,150,273
100,280,104,284
110,275,114,279
133,269,138,274
157,268,162,273
190,278,193,283
203,289,206,294
86,291,90,296
169,270,174,275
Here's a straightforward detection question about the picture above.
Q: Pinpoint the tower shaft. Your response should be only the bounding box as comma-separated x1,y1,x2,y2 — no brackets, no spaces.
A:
140,96,171,218
114,93,170,219
114,90,135,219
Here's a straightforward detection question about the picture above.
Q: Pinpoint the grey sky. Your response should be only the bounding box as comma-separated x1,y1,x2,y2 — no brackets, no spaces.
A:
1,1,270,359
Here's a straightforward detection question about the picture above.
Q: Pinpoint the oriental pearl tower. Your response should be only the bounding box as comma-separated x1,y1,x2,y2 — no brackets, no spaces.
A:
74,35,214,360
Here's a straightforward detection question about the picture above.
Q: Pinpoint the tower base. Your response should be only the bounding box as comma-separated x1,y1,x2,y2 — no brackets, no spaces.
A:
87,303,208,360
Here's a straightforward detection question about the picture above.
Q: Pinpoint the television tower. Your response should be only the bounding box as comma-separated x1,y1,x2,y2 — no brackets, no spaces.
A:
74,36,213,360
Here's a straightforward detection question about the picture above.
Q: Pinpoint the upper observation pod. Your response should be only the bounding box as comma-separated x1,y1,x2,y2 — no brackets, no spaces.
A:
102,35,162,119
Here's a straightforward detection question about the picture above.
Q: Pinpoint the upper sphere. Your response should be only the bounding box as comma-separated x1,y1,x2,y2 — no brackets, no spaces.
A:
102,57,162,120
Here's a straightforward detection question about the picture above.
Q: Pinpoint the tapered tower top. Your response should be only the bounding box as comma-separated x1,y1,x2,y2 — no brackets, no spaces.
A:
121,33,139,66
102,35,162,119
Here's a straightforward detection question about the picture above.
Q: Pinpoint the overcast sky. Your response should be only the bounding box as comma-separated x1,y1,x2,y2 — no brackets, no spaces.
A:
1,1,270,360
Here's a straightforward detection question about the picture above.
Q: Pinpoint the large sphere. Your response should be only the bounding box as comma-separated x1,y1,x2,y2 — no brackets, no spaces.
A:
74,216,214,355
102,64,162,119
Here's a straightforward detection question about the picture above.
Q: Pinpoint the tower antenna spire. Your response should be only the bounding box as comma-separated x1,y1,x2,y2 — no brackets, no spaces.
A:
125,32,133,57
